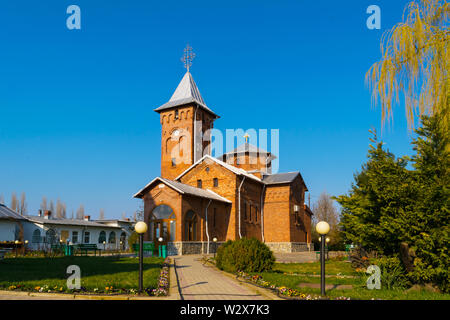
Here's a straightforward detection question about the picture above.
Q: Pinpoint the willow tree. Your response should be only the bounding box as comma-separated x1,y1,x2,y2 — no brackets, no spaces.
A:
366,0,449,132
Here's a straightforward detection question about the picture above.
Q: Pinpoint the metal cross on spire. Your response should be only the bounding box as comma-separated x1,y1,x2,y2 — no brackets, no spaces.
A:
181,44,195,72
243,133,250,143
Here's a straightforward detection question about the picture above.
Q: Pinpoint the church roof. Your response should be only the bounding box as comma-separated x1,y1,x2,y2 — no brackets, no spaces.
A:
24,215,122,228
0,204,26,220
133,177,232,204
154,72,219,118
262,172,308,190
174,154,262,183
218,143,277,161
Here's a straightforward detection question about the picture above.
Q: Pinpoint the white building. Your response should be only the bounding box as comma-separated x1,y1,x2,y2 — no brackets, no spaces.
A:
0,205,134,251
0,204,27,242
91,219,135,251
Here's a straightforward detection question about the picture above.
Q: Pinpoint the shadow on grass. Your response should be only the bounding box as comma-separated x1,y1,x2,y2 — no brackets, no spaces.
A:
0,256,164,283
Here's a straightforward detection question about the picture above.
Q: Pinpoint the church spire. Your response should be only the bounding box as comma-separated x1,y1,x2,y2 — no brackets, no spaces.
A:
154,45,219,118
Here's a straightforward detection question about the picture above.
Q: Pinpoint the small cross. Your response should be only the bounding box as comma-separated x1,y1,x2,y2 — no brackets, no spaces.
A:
243,133,250,143
181,44,195,72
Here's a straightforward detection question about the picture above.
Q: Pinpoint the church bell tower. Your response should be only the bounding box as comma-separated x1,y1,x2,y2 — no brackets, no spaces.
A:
154,45,219,180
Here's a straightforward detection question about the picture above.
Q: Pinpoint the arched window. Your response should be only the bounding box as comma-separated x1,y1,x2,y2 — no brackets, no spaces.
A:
45,229,56,244
150,205,176,242
98,231,106,243
120,232,126,250
120,232,126,244
32,229,41,243
184,210,197,241
151,205,175,220
108,231,116,244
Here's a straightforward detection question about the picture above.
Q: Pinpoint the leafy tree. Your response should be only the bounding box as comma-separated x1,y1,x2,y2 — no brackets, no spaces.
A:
56,199,63,219
335,131,416,254
10,192,18,212
311,191,343,250
336,115,449,292
76,204,85,220
49,200,55,216
19,192,27,215
366,0,449,132
40,196,47,211
99,208,105,220
408,113,449,291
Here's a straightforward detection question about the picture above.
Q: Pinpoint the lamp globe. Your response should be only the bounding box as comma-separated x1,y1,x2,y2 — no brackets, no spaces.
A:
316,221,330,235
135,221,148,234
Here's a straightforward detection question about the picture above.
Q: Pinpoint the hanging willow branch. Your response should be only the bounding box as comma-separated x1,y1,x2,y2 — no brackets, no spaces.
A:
366,0,449,131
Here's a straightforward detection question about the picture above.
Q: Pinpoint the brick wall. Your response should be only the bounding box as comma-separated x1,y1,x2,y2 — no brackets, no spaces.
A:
159,105,215,180
179,158,236,240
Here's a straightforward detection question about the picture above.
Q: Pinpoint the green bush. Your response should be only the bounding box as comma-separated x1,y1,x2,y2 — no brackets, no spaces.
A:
373,256,410,290
215,238,275,273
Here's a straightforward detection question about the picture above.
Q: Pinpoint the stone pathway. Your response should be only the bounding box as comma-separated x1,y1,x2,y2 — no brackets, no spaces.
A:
173,255,266,300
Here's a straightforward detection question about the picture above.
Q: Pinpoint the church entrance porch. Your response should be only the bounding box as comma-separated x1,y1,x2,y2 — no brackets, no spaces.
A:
148,205,176,252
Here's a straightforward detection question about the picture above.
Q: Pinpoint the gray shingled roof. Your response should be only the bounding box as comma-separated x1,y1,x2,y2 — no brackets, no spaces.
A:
154,71,219,118
262,172,301,185
24,216,122,228
0,204,27,220
134,177,232,204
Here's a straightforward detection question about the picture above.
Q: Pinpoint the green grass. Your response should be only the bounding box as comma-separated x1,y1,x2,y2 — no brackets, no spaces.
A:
0,256,164,293
248,259,450,300
274,259,357,276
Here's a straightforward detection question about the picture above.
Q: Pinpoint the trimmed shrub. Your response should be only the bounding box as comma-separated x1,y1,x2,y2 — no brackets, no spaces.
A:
215,238,275,273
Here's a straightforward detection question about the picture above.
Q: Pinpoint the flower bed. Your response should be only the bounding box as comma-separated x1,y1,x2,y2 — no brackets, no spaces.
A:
236,271,351,300
151,257,170,296
1,257,170,297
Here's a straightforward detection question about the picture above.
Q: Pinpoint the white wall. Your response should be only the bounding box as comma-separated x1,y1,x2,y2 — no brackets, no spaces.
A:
0,221,17,242
22,221,128,251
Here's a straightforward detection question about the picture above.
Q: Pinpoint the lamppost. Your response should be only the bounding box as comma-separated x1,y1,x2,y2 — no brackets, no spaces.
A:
213,237,218,259
158,237,163,257
325,237,330,260
103,241,106,253
24,240,28,256
316,221,330,296
135,221,148,294
14,240,19,258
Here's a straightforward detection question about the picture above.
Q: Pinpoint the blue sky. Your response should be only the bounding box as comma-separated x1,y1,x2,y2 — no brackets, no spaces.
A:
0,0,415,219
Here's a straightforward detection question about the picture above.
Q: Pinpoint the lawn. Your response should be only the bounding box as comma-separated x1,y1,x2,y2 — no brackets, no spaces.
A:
0,256,165,294
248,259,450,300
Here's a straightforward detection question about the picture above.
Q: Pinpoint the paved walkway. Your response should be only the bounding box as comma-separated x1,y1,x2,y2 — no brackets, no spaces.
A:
174,255,266,300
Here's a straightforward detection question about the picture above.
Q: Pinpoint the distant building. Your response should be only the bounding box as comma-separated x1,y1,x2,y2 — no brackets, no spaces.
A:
0,203,27,242
0,205,133,251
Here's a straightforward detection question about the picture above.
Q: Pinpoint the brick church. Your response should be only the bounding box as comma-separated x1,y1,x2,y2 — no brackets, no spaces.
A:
134,61,313,255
